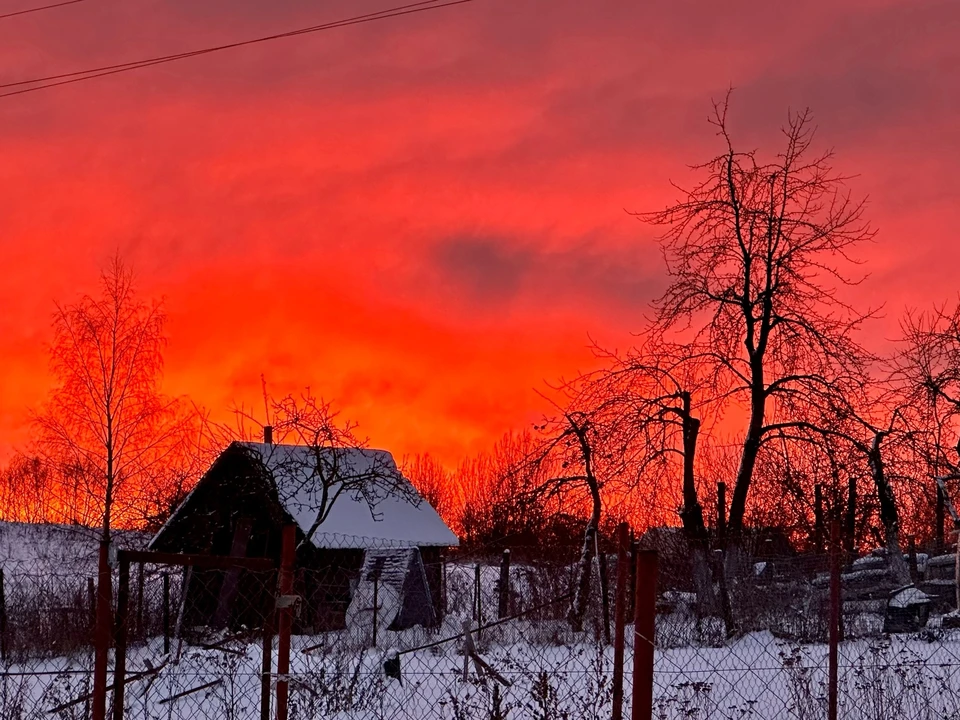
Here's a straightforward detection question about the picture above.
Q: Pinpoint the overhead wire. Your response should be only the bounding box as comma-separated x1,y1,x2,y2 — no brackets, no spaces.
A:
0,0,475,98
0,0,84,21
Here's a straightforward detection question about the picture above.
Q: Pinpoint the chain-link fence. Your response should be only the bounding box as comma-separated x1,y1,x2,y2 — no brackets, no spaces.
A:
0,521,642,719
10,517,960,719
648,521,960,720
286,542,631,720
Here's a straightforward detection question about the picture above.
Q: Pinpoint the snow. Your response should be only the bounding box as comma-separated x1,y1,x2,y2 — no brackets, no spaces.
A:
244,442,459,550
0,520,147,573
888,586,931,609
11,620,960,719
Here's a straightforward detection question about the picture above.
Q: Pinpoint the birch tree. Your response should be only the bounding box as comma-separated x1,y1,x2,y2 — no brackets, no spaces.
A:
34,257,185,541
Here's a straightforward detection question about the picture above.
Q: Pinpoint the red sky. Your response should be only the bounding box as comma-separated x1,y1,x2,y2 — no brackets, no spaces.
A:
0,0,958,467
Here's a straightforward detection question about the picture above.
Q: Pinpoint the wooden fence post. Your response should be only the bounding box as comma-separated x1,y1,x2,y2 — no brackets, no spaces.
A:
0,568,7,664
598,535,612,645
612,523,630,720
908,535,919,584
275,524,296,720
828,519,841,720
814,484,825,553
162,572,171,655
497,550,511,620
112,553,130,720
135,562,145,641
87,577,96,639
717,482,727,546
474,563,482,640
372,574,379,648
260,611,273,720
91,539,111,720
632,550,657,720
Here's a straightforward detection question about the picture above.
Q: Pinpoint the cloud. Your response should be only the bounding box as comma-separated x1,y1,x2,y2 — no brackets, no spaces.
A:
0,0,959,466
428,235,664,319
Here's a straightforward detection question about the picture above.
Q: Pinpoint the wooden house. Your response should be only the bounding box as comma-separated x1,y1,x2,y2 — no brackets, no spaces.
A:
149,440,459,633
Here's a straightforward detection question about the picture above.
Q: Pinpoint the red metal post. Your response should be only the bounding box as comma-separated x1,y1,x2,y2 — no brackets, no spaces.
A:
260,612,273,720
497,549,511,620
612,523,630,720
275,524,296,720
828,519,841,720
112,555,130,720
631,550,657,720
91,540,112,720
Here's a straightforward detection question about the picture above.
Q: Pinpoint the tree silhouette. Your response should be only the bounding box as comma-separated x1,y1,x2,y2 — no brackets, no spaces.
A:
636,94,875,559
34,257,187,541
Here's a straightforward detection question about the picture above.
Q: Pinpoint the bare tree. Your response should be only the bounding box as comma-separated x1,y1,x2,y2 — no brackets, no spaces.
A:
530,408,604,631
0,454,53,524
455,430,556,550
540,339,729,622
33,257,188,541
636,94,875,561
888,301,960,545
404,452,456,526
775,406,914,584
32,257,196,720
233,390,418,550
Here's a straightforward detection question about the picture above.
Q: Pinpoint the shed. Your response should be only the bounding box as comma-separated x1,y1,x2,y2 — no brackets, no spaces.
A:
149,441,458,632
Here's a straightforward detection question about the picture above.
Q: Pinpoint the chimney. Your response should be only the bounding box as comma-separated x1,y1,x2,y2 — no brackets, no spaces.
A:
263,425,273,445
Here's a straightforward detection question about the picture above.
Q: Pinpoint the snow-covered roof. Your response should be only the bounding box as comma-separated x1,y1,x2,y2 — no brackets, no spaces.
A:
240,442,458,550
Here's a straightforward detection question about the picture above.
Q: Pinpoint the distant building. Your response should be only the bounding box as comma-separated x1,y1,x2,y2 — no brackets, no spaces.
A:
150,440,458,632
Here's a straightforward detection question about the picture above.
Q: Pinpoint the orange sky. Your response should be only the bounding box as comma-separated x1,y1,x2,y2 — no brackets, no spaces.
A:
1,0,959,468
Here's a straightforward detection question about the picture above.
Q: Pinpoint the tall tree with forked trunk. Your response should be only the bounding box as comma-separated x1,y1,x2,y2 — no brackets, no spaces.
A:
637,94,875,560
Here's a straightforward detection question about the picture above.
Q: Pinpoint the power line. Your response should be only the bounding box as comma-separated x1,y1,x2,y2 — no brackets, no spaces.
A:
0,0,475,98
0,0,84,21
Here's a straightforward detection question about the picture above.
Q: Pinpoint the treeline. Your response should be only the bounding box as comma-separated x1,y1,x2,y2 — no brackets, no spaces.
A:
405,430,629,557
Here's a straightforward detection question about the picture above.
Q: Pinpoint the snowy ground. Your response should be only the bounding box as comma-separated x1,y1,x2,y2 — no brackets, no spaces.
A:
5,620,960,719
4,544,960,719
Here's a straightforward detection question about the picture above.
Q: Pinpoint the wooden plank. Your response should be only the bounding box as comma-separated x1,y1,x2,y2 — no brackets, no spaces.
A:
159,679,222,705
47,664,165,714
212,518,254,630
117,550,274,571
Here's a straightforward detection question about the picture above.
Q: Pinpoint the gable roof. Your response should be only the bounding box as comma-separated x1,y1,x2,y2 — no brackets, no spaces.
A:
153,441,458,551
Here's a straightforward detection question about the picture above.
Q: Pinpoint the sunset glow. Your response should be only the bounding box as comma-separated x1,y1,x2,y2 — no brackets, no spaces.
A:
1,0,958,468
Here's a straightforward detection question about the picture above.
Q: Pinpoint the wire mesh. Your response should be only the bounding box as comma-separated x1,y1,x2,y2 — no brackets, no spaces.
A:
9,520,960,719
0,529,635,719
647,523,960,720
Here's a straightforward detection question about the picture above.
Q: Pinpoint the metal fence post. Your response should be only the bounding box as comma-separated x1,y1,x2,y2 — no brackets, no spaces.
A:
598,535,612,645
632,550,657,720
828,519,841,720
474,563,482,640
497,549,511,619
88,576,96,639
372,574,379,648
0,568,7,664
162,572,171,655
260,611,274,720
275,524,296,720
91,539,111,720
112,554,130,720
612,523,630,720
135,562,145,641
